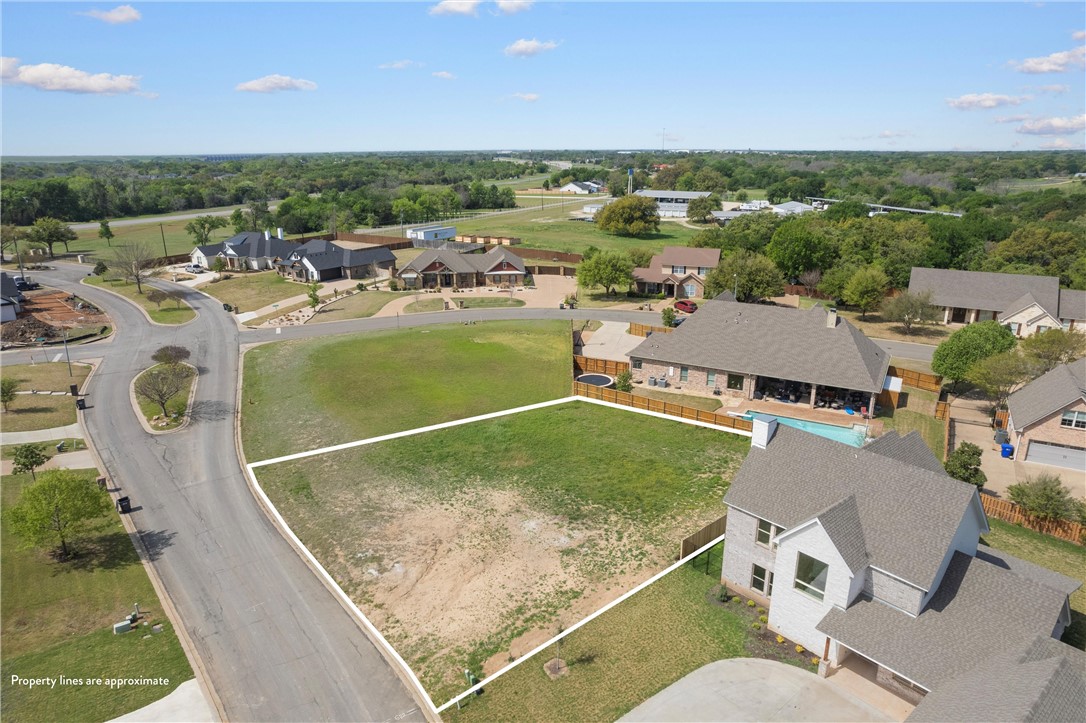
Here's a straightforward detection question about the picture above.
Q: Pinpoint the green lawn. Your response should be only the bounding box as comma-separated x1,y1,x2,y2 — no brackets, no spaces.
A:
444,545,809,722
0,363,91,432
403,296,526,314
200,272,315,314
632,387,723,412
1,470,192,722
311,290,402,322
981,519,1086,650
70,218,233,260
134,364,196,430
878,408,946,461
241,320,574,461
792,298,948,345
83,276,196,324
1,438,86,460
255,402,750,703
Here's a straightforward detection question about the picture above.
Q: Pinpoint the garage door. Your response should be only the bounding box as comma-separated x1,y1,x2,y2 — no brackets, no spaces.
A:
1025,442,1086,470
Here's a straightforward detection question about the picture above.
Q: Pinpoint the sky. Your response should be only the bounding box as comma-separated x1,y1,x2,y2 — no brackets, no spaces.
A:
1,1,1084,155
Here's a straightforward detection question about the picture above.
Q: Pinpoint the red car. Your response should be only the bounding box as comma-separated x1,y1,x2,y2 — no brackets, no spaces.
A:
674,300,698,313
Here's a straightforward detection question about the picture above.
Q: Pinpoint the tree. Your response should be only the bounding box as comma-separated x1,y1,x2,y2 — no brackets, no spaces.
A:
7,469,111,559
595,195,660,237
817,262,860,301
1,377,18,412
184,215,228,246
628,248,654,270
704,251,785,302
92,260,108,276
1008,473,1082,523
821,200,869,221
229,208,249,234
735,190,749,202
1019,329,1086,373
661,307,676,328
98,220,114,247
541,179,550,191
932,321,1018,385
798,269,821,296
843,266,889,319
134,364,191,417
112,240,158,294
686,196,718,223
880,290,938,335
614,370,633,392
25,217,77,259
965,351,1037,408
11,444,49,481
152,345,191,366
211,256,227,273
307,282,321,309
1,224,26,261
765,219,838,278
577,251,633,296
943,442,986,488
146,289,167,309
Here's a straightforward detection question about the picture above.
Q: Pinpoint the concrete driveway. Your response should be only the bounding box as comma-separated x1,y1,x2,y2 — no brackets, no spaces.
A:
580,321,644,362
620,658,890,723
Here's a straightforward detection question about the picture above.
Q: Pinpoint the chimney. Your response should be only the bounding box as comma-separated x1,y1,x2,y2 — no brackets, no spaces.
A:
826,307,838,328
264,230,271,241
751,414,778,450
277,227,284,240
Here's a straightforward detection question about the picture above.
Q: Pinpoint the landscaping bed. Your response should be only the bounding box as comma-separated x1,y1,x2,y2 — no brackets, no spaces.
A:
133,363,196,431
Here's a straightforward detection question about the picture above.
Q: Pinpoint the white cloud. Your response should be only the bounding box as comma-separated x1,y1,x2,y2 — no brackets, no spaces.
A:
504,38,558,57
80,5,141,24
1015,114,1086,135
511,92,539,102
1012,45,1085,73
1073,31,1086,41
432,71,456,80
1035,84,1068,94
1,56,148,95
995,114,1032,124
495,1,533,14
235,74,317,93
946,93,1030,110
429,1,481,16
378,59,422,70
878,130,911,138
1040,138,1076,149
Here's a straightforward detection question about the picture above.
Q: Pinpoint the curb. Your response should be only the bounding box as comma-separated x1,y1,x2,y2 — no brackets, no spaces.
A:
128,362,199,436
80,277,200,328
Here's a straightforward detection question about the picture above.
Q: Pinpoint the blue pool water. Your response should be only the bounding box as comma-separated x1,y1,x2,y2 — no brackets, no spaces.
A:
741,412,866,447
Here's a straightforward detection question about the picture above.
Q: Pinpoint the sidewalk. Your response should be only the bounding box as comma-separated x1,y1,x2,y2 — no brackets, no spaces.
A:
0,422,82,445
0,449,95,475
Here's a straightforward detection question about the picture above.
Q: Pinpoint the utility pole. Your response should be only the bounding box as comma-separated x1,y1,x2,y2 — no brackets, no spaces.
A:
159,224,168,258
62,330,73,377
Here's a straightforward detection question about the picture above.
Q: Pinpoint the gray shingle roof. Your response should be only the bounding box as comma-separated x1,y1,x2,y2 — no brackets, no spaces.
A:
817,551,1071,690
655,246,720,269
862,431,946,475
400,247,524,276
222,232,296,261
283,239,396,272
815,496,868,573
628,300,889,394
908,268,1060,317
724,425,980,590
907,636,1086,722
1007,358,1086,431
1058,289,1086,321
975,546,1083,597
998,291,1058,324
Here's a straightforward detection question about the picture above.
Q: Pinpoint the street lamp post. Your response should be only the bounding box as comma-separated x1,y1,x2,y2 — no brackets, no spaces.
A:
733,273,738,300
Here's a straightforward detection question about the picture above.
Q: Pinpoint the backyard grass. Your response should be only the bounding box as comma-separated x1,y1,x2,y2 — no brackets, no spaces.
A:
0,470,192,722
1,438,86,460
0,363,91,433
200,272,316,314
134,364,196,430
310,290,402,322
632,386,723,412
572,288,636,308
83,276,196,324
981,519,1086,650
403,296,526,314
241,320,574,460
443,545,806,722
255,401,750,703
879,408,946,461
889,356,936,376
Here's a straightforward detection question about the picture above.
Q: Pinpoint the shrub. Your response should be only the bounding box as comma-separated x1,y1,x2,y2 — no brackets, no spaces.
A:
810,657,820,666
776,634,785,644
747,599,756,607
716,587,729,603
751,623,761,630
757,607,766,614
944,442,987,488
661,306,676,328
795,644,805,654
1008,473,1084,523
356,282,366,292
92,261,108,276
759,615,768,624
388,279,399,291
614,370,633,393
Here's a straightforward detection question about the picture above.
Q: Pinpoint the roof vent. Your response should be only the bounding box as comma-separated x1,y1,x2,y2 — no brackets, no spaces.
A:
277,227,284,240
264,230,271,241
826,307,838,328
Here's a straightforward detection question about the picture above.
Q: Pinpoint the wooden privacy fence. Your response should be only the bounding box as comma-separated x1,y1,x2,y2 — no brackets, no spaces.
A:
994,409,1009,429
981,495,1084,545
572,382,754,433
628,322,674,337
572,355,629,376
499,247,582,263
680,514,728,559
887,365,943,393
935,401,950,421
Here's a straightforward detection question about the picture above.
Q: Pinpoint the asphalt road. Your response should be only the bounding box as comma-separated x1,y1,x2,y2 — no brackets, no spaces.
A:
68,205,279,232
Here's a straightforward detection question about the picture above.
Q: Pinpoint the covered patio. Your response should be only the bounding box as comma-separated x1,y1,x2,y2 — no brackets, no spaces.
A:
753,375,879,416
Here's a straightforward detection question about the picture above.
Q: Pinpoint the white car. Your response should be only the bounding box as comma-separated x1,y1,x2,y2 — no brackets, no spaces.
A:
183,264,205,274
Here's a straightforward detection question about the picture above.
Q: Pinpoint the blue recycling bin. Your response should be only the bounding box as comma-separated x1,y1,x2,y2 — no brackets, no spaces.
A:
1000,443,1014,458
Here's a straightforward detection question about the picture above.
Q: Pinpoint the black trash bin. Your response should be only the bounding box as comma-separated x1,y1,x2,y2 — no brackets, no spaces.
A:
116,496,131,514
76,398,86,410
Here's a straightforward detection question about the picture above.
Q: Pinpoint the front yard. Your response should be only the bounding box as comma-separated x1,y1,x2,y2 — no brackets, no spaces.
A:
83,276,195,324
794,297,949,344
200,272,319,314
0,363,91,432
403,296,526,314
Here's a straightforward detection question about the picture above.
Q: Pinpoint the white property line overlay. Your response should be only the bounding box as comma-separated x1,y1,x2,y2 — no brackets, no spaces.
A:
245,394,751,716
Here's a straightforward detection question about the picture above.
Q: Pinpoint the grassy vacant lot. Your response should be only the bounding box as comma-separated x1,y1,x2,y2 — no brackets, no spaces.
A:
255,401,749,703
241,320,573,460
1,470,192,721
444,545,806,722
311,290,402,322
134,364,196,430
83,276,195,324
403,297,525,314
982,519,1086,650
0,363,91,432
1,438,86,460
200,272,315,314
633,387,723,412
70,217,234,260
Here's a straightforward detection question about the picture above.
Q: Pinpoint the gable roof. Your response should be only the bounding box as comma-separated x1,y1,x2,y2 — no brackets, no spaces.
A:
1058,289,1086,321
998,291,1060,324
908,268,1061,317
218,232,296,261
400,247,524,276
814,495,868,573
0,271,20,299
1007,358,1086,430
724,425,981,590
772,201,815,214
628,299,889,394
862,431,947,475
817,551,1075,692
655,246,721,269
278,239,396,273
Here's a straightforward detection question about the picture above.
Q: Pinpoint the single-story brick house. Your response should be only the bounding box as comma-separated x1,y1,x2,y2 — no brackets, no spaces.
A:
722,419,1082,714
627,297,889,412
908,268,1084,337
632,246,720,299
1006,358,1086,470
397,247,525,289
275,239,396,283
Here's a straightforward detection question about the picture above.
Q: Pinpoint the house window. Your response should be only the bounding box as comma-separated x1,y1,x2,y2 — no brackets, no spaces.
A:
794,552,829,602
756,518,777,546
1061,411,1086,429
632,359,643,370
672,265,686,275
1062,320,1072,331
707,371,716,386
698,267,710,276
684,283,697,298
727,373,744,391
752,565,774,597
1036,325,1048,334
680,367,689,382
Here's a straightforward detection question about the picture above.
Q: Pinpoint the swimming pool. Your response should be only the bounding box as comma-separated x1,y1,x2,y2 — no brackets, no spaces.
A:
741,412,867,447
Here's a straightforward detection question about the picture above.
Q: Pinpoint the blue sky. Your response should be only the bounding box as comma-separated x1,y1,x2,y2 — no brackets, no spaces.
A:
2,1,1084,155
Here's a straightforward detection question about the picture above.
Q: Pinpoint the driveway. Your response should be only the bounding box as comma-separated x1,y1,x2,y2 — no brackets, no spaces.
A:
620,658,890,722
580,321,644,362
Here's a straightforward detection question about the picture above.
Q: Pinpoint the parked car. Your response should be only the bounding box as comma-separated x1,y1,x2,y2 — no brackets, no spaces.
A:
183,264,205,274
14,277,40,291
674,300,698,313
